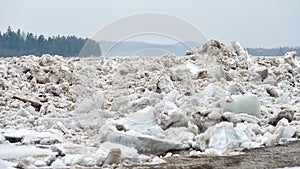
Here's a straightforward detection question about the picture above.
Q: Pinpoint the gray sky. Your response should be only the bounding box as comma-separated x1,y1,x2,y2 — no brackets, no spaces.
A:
0,0,299,47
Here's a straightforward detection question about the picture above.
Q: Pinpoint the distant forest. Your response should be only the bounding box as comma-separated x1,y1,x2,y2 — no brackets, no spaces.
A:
0,27,299,57
0,27,101,57
247,47,300,56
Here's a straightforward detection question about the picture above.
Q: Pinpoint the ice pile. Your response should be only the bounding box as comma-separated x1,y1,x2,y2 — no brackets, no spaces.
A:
0,40,300,168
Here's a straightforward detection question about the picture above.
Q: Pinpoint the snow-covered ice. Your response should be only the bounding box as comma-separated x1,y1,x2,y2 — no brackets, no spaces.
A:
0,40,299,167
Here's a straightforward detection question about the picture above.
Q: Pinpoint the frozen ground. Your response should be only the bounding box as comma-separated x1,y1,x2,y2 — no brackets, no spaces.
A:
0,40,300,168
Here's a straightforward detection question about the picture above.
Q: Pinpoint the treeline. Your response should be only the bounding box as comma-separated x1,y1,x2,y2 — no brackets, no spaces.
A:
1,27,298,57
247,47,300,56
0,27,101,57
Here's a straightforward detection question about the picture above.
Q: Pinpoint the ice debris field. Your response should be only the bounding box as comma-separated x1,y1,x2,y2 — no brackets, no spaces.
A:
0,40,300,168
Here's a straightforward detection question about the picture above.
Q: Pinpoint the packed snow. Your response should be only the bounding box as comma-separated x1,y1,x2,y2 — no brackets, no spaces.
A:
0,40,300,168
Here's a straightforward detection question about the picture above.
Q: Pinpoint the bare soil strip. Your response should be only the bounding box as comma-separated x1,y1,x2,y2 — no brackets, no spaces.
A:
124,141,300,169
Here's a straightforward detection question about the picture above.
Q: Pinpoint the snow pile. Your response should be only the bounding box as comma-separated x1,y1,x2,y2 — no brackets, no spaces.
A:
0,40,300,167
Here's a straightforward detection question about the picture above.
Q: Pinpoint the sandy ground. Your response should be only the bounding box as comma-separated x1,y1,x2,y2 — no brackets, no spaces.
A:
124,141,300,169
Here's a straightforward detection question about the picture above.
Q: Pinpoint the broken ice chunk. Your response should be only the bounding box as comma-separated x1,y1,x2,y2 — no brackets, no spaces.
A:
102,131,183,153
154,101,188,129
255,67,268,80
0,159,14,169
115,106,157,134
0,64,8,78
74,91,105,114
207,65,226,81
193,122,255,152
0,145,52,159
281,125,296,139
199,83,228,98
163,90,179,103
0,135,5,144
231,41,248,56
284,51,298,68
185,62,201,76
165,127,195,143
209,122,240,150
95,142,148,166
74,99,94,114
101,148,121,166
62,154,84,166
221,94,261,118
263,126,284,146
1,129,63,144
93,91,105,109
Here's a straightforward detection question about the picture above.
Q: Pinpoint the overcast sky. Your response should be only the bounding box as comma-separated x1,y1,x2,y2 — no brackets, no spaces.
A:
0,0,299,47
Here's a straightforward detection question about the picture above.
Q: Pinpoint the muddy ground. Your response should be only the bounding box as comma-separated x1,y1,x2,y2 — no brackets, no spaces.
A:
123,140,300,169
